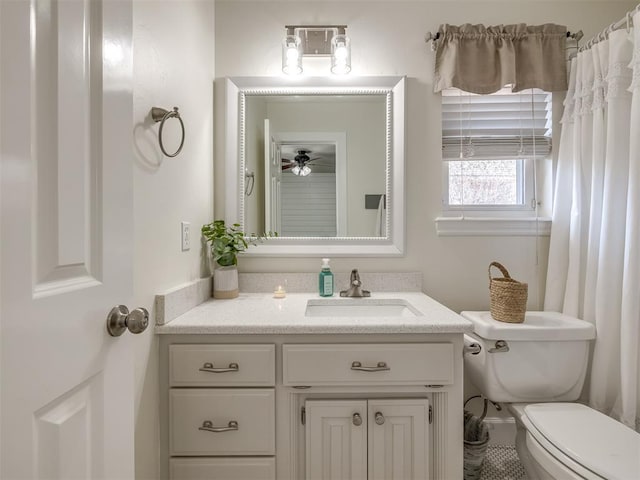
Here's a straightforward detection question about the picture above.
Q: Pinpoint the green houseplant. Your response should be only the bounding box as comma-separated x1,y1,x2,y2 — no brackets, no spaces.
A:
201,220,276,298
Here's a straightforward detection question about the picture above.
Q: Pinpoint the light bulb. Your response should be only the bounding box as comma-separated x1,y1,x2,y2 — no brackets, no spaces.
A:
291,165,301,175
331,34,351,74
334,44,348,60
282,34,302,75
286,46,299,62
300,165,311,176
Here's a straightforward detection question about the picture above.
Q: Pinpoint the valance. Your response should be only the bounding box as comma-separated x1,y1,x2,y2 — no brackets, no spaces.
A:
434,23,568,94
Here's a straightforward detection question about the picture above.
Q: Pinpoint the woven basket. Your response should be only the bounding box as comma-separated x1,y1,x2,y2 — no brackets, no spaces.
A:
488,262,528,323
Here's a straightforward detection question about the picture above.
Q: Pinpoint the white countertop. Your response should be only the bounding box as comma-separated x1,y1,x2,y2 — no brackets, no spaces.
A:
155,292,472,335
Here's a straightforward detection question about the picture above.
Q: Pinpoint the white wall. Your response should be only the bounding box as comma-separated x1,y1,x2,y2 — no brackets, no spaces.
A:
132,1,214,477
214,0,635,314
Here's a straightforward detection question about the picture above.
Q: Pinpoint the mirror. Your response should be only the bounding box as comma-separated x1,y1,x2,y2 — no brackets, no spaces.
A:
225,76,405,256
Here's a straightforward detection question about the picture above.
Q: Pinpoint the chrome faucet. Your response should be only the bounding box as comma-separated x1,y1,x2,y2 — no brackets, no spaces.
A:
340,269,371,297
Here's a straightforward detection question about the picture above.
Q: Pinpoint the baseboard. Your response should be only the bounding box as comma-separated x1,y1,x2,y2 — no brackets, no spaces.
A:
484,416,517,445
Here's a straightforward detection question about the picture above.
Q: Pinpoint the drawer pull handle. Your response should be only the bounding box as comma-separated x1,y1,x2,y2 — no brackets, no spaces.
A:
199,420,239,433
199,362,239,373
375,412,385,425
350,361,390,372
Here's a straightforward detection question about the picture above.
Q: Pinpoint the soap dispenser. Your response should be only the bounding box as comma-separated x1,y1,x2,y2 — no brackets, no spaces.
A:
319,258,334,297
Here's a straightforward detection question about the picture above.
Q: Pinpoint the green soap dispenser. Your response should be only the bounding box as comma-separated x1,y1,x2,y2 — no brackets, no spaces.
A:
319,258,334,297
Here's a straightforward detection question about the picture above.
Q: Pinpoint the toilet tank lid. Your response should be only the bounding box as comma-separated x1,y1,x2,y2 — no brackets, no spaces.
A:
460,311,596,341
524,403,640,480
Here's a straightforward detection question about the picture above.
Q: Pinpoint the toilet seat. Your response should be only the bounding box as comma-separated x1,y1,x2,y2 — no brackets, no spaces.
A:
521,403,640,480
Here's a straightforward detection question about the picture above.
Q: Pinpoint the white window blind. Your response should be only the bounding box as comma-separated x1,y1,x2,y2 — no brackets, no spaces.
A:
442,87,552,161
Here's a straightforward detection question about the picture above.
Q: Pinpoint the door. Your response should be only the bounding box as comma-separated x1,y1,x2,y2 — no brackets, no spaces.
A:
1,0,136,478
305,400,368,480
368,399,430,480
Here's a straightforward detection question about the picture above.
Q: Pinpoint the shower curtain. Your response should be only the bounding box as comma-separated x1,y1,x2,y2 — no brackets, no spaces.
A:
544,14,640,431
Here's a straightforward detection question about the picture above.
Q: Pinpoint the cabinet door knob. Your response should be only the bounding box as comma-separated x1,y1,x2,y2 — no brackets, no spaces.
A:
375,412,385,425
352,413,363,426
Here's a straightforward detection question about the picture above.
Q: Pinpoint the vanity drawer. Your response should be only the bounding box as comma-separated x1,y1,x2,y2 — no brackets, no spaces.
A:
169,457,276,480
283,343,453,386
170,389,275,456
169,344,275,386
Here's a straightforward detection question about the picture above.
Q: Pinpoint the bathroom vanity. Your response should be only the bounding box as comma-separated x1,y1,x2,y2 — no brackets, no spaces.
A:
156,291,471,479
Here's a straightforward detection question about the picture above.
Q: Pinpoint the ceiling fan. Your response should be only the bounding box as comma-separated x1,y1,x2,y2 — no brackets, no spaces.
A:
281,149,324,176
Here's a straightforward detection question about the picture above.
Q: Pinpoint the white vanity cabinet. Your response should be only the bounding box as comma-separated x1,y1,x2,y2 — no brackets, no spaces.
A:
305,399,430,480
159,334,464,480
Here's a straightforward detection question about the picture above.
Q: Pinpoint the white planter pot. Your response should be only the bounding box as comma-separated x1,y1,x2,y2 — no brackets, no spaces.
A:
213,265,239,299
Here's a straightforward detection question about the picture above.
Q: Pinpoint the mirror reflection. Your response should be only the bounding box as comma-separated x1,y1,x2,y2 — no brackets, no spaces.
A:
243,94,387,238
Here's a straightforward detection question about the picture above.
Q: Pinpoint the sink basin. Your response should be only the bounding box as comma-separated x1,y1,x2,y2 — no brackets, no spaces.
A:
305,299,421,317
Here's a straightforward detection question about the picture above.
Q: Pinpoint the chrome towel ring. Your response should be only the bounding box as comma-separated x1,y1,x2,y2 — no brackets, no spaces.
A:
150,106,185,157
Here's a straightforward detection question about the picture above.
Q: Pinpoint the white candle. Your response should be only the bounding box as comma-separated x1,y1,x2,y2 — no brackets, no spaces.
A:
274,285,286,298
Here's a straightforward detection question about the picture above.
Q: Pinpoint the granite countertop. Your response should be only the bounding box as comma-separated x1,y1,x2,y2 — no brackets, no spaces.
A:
155,291,473,335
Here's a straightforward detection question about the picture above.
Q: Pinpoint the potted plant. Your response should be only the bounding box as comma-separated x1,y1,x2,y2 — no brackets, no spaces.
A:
201,220,275,298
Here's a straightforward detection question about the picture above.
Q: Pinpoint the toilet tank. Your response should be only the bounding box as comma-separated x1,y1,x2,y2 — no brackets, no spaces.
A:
462,311,596,403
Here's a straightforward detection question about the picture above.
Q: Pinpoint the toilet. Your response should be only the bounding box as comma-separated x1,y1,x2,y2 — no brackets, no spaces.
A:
462,310,640,480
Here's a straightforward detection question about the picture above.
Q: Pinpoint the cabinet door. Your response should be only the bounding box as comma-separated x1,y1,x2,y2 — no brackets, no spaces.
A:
368,399,430,480
305,400,368,480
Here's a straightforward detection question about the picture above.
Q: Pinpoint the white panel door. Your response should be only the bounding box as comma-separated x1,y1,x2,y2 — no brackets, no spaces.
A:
306,400,368,480
368,399,430,480
0,0,135,478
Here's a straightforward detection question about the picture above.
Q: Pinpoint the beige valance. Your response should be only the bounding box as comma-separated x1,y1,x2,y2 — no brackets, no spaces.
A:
434,23,568,94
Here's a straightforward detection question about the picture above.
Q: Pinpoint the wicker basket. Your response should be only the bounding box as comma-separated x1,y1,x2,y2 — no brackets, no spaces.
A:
488,261,528,323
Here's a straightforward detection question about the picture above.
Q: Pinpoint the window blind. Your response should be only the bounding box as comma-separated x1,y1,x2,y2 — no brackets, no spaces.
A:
442,87,552,161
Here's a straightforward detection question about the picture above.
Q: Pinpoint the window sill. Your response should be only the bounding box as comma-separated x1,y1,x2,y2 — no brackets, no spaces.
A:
434,216,551,237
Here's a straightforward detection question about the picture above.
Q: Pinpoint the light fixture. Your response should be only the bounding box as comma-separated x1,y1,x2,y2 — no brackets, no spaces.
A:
282,25,351,75
282,32,302,75
291,164,311,176
331,33,351,74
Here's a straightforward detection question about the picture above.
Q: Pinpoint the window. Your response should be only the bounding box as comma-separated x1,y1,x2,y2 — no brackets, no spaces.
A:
441,87,552,213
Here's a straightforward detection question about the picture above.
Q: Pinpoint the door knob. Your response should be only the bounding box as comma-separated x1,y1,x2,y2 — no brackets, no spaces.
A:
375,412,385,425
106,305,149,337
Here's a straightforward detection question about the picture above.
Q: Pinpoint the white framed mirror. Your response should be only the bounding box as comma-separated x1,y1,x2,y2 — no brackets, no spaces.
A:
225,76,405,256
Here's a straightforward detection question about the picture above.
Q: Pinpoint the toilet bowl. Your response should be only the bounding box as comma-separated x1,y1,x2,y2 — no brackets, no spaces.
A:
461,311,640,480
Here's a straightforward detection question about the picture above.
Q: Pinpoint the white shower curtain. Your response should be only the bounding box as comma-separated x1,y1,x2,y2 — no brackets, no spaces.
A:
545,15,640,431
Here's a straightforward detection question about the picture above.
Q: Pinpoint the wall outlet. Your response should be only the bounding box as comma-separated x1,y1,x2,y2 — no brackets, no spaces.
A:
181,222,191,251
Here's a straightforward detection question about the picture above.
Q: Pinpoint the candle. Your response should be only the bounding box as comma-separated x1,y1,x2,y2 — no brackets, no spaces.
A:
273,285,286,298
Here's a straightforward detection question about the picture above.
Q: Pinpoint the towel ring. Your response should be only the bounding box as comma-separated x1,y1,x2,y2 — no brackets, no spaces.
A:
151,106,185,157
245,169,255,196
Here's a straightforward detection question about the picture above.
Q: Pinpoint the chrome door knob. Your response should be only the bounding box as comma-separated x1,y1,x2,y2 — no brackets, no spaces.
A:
106,305,149,337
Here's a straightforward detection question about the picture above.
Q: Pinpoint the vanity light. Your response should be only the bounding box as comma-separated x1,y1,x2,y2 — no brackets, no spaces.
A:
282,25,351,75
331,33,351,74
282,32,303,75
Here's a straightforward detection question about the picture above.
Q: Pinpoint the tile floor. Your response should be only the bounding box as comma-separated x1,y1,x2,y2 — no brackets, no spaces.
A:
479,445,528,480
